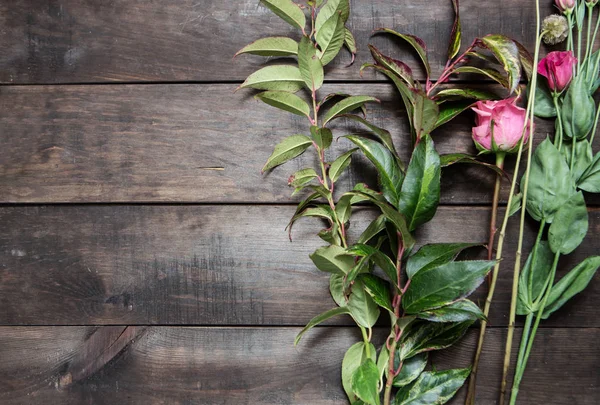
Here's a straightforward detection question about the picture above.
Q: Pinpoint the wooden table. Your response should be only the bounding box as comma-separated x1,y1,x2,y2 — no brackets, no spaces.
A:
0,1,598,404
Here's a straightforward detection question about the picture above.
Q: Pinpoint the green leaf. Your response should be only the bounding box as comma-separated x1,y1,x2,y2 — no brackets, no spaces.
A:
413,92,440,138
344,28,358,60
323,96,380,125
399,321,472,360
342,342,376,404
399,135,441,231
295,306,350,345
359,274,394,313
542,256,600,319
508,193,522,217
330,273,347,306
533,77,557,118
393,353,428,387
286,192,321,236
579,152,600,192
417,299,485,323
452,66,509,88
337,115,401,162
310,245,355,274
434,88,496,102
316,14,346,65
336,194,353,224
369,45,414,85
344,244,398,285
351,359,381,405
289,206,334,230
562,74,596,140
561,140,593,184
377,345,390,381
439,153,505,177
514,40,534,80
235,36,298,57
358,215,387,244
447,0,461,60
260,0,306,31
263,134,312,172
315,0,350,31
255,91,310,118
479,34,521,94
288,167,318,189
394,368,471,405
240,65,305,92
348,281,381,328
518,241,554,315
310,125,333,150
361,64,415,120
434,100,474,128
376,28,431,77
525,138,576,223
403,260,494,314
406,243,479,279
329,148,358,182
298,36,324,92
548,192,588,255
318,223,342,245
347,135,403,207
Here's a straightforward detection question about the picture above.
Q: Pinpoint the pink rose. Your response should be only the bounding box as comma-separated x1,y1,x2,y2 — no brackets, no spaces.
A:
538,51,577,93
555,0,576,12
472,98,532,154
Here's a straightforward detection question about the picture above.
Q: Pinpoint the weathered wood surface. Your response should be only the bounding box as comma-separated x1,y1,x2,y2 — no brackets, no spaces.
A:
2,83,598,204
0,0,548,84
0,326,597,404
1,205,598,327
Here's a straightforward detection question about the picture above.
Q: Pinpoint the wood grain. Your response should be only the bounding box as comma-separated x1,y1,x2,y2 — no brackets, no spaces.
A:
2,83,597,204
0,326,597,404
1,205,598,327
0,0,552,84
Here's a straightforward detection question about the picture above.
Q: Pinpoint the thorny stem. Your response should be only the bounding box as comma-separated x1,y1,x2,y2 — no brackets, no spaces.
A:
500,2,543,401
464,152,505,405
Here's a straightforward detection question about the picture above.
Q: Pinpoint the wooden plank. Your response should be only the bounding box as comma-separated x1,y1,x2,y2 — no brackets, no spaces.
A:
1,205,598,327
2,83,596,204
0,0,549,84
0,326,597,404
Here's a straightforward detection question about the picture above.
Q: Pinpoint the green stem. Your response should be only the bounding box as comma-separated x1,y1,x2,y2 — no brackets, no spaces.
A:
590,103,600,145
383,337,397,405
577,7,584,73
464,152,505,405
553,94,564,152
586,5,594,64
509,251,560,405
527,220,546,297
568,13,575,52
499,3,543,401
571,134,577,172
512,311,534,398
591,7,600,59
361,326,372,358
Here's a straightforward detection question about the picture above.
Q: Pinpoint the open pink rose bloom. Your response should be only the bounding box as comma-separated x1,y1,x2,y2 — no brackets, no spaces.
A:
538,51,577,92
472,98,533,154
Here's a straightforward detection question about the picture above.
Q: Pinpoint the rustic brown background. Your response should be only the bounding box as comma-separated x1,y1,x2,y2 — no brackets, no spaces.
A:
0,1,598,404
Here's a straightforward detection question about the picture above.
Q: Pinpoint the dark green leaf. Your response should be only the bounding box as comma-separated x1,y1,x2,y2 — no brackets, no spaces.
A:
294,306,350,345
434,100,474,128
394,368,471,405
359,274,394,313
369,45,414,85
393,353,428,387
337,115,401,162
260,0,307,31
514,40,534,80
286,192,321,236
579,152,600,192
399,135,441,231
413,92,439,138
417,299,485,323
298,36,324,92
347,135,403,207
452,66,509,88
348,281,381,328
344,244,398,284
403,260,494,314
548,192,588,255
406,243,479,279
240,65,305,92
518,241,554,315
434,88,496,102
310,244,355,274
361,64,415,120
358,215,387,244
562,74,596,140
323,96,380,125
329,148,358,182
542,256,600,318
262,134,312,172
336,194,353,223
235,36,298,57
508,193,522,217
479,34,521,94
310,125,333,150
447,0,461,60
352,359,381,405
376,28,431,77
439,153,505,177
255,91,311,117
561,140,593,184
316,14,346,65
399,321,472,360
525,138,576,223
533,77,557,118
342,342,376,404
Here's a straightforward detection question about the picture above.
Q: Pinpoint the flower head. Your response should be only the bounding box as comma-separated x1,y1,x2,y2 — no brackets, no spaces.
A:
542,14,569,45
555,0,576,13
471,98,532,155
538,51,577,93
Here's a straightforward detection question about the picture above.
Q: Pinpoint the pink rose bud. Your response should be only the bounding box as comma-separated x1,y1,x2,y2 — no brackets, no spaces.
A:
537,51,577,93
471,98,532,154
555,0,576,12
